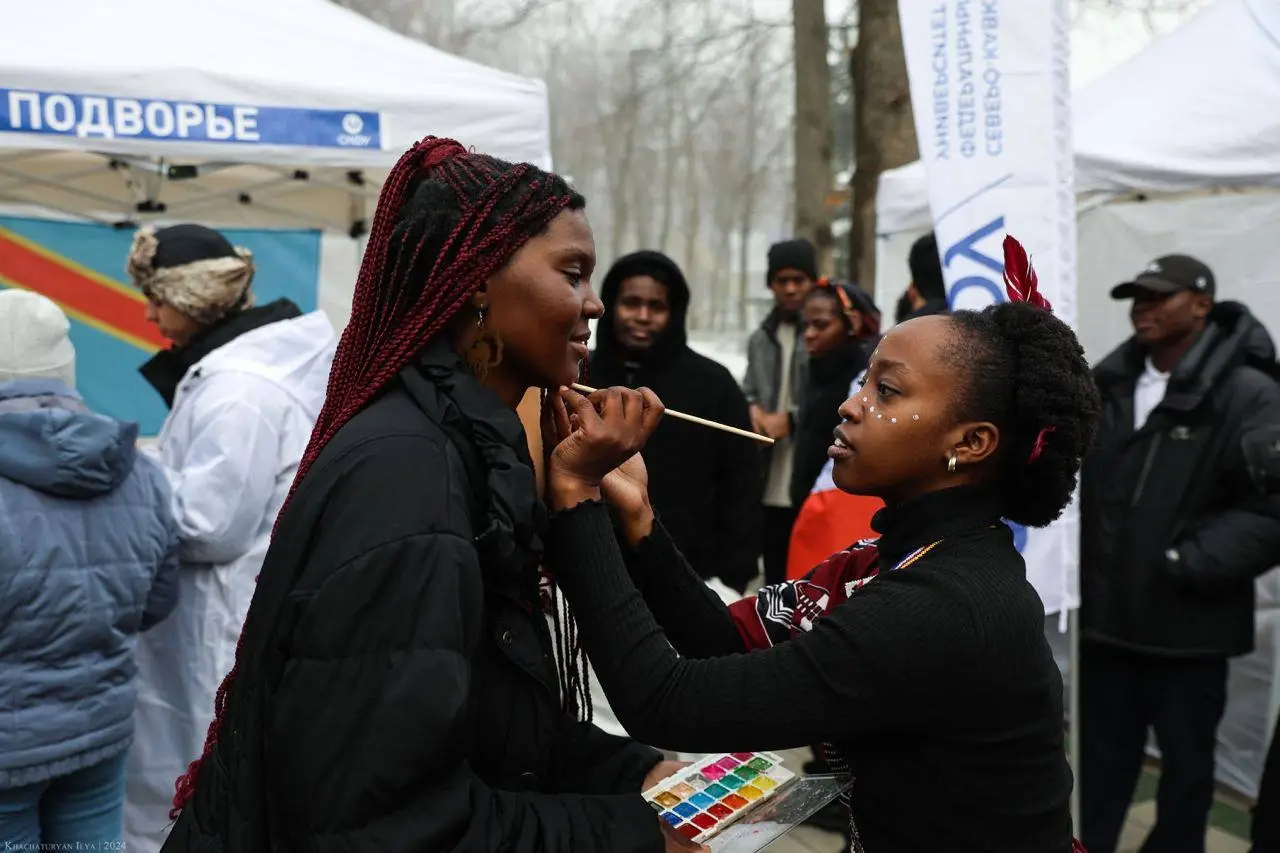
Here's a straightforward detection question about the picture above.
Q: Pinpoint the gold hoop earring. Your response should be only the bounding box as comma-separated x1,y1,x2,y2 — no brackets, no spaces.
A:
466,306,504,382
947,454,957,474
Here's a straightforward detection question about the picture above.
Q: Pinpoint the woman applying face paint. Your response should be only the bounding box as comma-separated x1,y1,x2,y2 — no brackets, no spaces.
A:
540,239,1099,852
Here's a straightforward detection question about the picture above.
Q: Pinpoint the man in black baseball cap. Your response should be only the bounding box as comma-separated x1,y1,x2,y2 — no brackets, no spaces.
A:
1110,253,1216,301
1109,254,1215,375
1080,253,1280,853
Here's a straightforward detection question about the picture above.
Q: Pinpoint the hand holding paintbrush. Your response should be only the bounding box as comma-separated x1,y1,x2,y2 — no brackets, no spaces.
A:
542,386,664,511
570,384,773,445
543,385,766,517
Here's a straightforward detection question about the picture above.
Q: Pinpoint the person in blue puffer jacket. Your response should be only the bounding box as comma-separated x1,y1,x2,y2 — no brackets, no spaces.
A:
0,289,180,849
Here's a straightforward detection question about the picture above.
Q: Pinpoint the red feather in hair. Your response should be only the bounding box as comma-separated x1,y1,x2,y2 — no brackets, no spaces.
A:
1002,234,1053,313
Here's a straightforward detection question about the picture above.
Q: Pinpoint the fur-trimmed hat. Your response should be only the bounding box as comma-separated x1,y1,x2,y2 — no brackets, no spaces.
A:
126,224,255,325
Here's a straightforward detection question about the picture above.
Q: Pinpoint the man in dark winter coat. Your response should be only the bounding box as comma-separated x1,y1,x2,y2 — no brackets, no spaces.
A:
742,239,817,585
1079,254,1280,853
589,251,761,594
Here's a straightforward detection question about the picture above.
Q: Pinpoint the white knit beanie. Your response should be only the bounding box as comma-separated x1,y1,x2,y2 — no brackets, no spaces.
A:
0,289,76,388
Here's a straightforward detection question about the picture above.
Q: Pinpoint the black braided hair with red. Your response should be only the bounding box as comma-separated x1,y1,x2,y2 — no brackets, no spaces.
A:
170,137,586,819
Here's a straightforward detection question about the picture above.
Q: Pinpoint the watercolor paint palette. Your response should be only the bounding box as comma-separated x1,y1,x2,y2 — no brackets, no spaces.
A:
642,751,796,843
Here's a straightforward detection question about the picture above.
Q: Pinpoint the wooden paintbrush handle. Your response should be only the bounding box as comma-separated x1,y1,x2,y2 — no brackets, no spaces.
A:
568,384,775,445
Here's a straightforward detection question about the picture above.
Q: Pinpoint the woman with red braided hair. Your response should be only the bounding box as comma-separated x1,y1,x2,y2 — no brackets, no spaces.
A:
160,138,688,853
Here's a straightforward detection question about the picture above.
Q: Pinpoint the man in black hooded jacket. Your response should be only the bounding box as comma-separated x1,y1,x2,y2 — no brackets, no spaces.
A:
1079,255,1280,853
589,251,761,594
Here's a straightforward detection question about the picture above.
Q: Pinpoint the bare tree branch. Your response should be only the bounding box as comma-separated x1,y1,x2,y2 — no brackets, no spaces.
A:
334,0,796,331
449,0,570,50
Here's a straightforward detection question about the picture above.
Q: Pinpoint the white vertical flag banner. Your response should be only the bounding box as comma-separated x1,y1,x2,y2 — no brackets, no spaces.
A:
897,0,1078,616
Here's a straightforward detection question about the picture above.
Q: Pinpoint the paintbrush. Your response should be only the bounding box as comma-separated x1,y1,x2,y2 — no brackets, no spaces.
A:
568,383,775,445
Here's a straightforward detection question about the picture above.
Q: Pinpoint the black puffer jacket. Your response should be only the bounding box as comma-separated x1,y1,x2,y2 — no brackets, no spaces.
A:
162,340,664,853
1081,302,1280,658
589,251,761,593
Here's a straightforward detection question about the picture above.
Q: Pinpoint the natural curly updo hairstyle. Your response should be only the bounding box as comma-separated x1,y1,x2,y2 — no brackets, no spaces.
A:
947,301,1101,528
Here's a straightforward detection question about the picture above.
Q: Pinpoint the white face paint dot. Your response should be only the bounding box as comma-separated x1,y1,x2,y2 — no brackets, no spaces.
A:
862,397,869,404
868,406,875,413
877,414,883,419
890,417,898,424
912,414,920,421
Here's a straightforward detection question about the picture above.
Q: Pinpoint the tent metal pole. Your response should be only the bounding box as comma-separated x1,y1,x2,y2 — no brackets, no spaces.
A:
1069,607,1081,836
0,193,118,226
0,166,129,211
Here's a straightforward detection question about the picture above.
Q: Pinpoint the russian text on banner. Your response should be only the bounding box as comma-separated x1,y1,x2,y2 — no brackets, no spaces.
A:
1,89,382,150
897,0,1078,615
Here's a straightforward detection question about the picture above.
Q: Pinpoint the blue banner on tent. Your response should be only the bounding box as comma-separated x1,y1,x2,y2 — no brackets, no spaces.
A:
1,88,381,150
0,216,321,436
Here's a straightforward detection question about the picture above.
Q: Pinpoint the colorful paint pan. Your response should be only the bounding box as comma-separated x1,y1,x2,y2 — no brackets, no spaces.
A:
641,751,797,843
701,764,727,781
688,793,715,810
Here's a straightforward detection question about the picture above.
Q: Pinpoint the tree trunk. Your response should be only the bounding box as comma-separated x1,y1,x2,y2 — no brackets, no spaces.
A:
681,124,704,328
739,38,764,332
850,0,918,290
656,0,677,254
792,0,835,274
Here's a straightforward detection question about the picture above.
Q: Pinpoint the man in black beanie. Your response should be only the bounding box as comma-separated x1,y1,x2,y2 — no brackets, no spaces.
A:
742,238,818,585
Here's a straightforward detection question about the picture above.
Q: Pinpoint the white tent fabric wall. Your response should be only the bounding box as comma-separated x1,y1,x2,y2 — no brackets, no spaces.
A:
0,0,552,233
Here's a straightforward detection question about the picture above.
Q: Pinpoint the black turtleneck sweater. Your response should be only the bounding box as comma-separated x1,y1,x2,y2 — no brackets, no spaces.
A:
550,486,1074,852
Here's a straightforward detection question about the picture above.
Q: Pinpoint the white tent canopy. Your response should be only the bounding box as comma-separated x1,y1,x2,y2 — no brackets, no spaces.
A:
877,0,1280,235
0,0,552,232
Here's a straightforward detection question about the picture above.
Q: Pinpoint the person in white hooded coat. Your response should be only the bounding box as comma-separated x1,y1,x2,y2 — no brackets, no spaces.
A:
119,225,336,853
